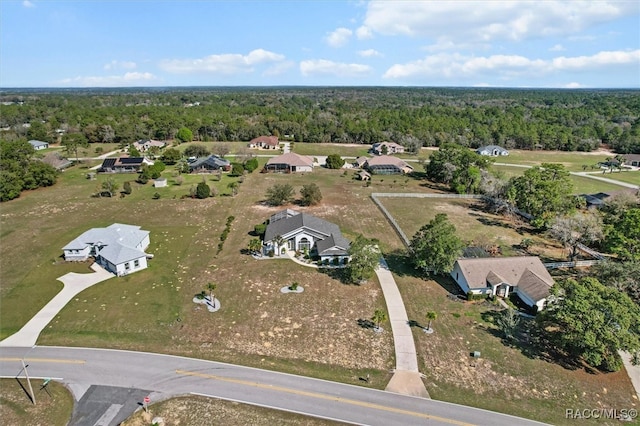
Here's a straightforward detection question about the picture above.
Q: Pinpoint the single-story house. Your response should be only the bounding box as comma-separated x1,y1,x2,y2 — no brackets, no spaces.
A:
623,154,640,167
153,177,167,188
29,140,49,150
249,135,280,149
41,152,73,170
450,256,554,312
580,192,611,208
63,223,151,276
364,155,413,174
353,156,369,168
188,155,231,173
133,139,166,152
371,142,404,155
99,157,152,173
264,153,314,173
263,209,350,263
476,145,509,156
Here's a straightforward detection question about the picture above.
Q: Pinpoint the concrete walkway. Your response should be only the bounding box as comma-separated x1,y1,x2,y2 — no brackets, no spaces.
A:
619,351,640,401
375,258,429,398
0,263,114,347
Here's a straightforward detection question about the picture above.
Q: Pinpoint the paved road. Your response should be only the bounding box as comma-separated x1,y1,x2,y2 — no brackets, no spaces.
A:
0,346,548,426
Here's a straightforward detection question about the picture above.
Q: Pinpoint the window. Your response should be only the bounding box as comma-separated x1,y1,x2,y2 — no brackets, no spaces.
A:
125,262,130,270
134,259,140,268
298,237,311,251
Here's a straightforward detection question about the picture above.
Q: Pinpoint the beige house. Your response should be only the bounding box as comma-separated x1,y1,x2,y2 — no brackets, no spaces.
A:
265,153,314,173
451,256,554,312
371,141,404,155
249,135,280,149
364,155,413,174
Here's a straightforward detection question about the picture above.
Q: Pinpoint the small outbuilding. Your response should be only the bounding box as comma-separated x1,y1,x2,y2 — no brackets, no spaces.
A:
153,177,167,188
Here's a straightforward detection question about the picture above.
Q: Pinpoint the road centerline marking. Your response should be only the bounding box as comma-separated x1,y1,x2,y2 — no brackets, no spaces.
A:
175,369,474,425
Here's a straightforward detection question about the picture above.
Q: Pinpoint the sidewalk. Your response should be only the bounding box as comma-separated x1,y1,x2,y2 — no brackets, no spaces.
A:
0,263,114,347
619,351,640,401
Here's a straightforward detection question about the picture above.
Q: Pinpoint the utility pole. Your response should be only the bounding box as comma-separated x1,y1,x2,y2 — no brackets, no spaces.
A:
21,360,36,405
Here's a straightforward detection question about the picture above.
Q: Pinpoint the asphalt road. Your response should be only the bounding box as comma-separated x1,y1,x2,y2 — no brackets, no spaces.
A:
0,346,548,426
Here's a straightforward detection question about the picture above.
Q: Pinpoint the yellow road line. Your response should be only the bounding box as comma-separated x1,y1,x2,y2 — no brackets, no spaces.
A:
0,358,85,364
176,369,474,426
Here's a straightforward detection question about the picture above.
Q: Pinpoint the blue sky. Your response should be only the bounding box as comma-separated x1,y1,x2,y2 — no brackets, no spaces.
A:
1,0,639,88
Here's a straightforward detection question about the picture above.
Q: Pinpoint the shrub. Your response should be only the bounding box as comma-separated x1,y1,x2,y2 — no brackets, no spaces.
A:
244,157,259,173
152,192,161,199
254,224,267,235
123,181,132,194
268,250,275,258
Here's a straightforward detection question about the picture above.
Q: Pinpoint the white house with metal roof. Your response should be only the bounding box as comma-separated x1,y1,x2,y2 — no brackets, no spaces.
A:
263,209,350,263
29,140,49,150
63,223,150,276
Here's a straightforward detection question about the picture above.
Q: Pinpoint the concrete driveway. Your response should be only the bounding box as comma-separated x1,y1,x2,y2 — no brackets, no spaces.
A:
0,263,114,347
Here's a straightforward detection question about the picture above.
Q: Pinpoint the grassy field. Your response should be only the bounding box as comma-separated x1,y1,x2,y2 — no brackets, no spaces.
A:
0,378,74,426
497,149,616,172
583,170,640,186
122,395,346,426
1,149,637,425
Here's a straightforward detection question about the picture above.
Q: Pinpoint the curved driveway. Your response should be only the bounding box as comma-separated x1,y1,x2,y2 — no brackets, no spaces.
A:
0,346,547,426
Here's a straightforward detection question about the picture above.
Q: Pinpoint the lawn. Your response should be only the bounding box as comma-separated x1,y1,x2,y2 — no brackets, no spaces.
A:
1,158,637,425
583,170,640,186
390,267,638,426
121,394,346,426
0,378,74,426
380,197,568,262
497,149,616,172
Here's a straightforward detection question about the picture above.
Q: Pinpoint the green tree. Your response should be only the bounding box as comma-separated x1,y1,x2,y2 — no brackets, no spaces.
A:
184,144,209,158
227,181,239,197
128,144,141,157
176,127,193,143
61,133,89,161
325,154,345,169
371,309,387,332
300,183,322,206
591,260,640,306
506,163,576,228
345,235,380,284
538,277,640,372
161,148,182,165
101,177,119,197
425,311,437,331
410,213,464,275
195,181,210,199
248,238,262,255
495,308,519,341
602,208,640,261
207,283,217,308
123,181,132,195
426,143,492,193
230,163,244,177
265,183,294,206
0,170,24,202
244,157,259,173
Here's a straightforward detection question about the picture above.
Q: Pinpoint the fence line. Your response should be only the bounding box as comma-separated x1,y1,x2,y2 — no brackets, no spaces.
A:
544,260,602,269
370,193,411,249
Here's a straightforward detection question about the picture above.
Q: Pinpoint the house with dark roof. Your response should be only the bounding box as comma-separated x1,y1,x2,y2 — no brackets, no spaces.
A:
364,155,413,174
476,145,509,156
371,141,404,155
264,153,314,173
29,140,49,150
249,135,280,149
188,155,231,173
263,209,350,263
99,157,151,173
623,154,640,167
63,223,151,276
451,256,554,312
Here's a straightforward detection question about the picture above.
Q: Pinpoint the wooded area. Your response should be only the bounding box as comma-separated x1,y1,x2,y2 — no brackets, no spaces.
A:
1,87,638,153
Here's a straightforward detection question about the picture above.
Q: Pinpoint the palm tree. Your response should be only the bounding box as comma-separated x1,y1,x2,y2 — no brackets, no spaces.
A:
274,235,286,256
425,311,437,331
248,238,262,255
371,309,387,332
207,283,217,308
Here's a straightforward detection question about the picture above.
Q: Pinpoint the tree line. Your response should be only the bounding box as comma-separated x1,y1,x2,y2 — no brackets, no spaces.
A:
1,87,638,154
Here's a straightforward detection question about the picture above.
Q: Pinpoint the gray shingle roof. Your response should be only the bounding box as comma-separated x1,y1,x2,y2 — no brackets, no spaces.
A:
189,155,230,170
63,223,149,265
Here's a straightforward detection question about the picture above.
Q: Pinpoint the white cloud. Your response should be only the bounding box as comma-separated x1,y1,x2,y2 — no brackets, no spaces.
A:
300,59,372,78
362,1,639,43
562,82,585,88
60,72,157,87
356,26,373,40
423,38,488,53
549,44,566,52
357,49,382,58
325,27,353,48
160,49,285,74
104,60,137,70
263,60,295,76
383,50,640,81
22,1,35,8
